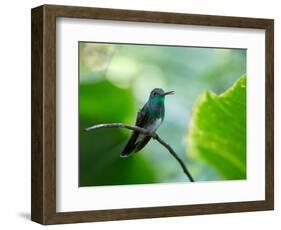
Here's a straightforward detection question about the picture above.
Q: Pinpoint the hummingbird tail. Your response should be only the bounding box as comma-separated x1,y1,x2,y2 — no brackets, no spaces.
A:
120,131,139,157
121,136,152,157
120,143,135,157
120,152,130,158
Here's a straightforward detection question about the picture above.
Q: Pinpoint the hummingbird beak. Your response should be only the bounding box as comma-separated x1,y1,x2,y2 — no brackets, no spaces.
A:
161,91,174,96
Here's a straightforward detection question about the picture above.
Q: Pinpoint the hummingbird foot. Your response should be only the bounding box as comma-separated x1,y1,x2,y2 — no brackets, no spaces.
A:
140,128,158,139
149,132,158,139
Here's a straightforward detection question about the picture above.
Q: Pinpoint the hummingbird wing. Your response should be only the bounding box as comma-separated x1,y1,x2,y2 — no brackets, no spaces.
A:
121,105,150,157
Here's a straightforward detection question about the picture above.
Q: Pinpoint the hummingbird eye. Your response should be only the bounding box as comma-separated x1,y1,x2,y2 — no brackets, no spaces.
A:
153,92,158,97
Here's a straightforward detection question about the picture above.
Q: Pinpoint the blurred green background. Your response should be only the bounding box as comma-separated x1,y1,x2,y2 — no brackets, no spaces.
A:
79,42,246,186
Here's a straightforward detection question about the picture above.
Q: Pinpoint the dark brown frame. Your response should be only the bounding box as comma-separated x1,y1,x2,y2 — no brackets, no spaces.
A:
31,4,274,225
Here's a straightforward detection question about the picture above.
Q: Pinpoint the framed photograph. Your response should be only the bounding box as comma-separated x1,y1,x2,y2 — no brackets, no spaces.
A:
31,4,274,224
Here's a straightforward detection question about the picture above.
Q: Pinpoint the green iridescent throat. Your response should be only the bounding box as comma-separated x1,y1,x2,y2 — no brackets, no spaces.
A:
148,96,165,119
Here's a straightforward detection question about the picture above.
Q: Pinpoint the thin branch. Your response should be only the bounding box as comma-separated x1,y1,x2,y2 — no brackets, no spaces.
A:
85,123,194,182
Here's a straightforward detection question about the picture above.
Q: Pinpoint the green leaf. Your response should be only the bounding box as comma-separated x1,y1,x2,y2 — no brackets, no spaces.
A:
186,76,246,180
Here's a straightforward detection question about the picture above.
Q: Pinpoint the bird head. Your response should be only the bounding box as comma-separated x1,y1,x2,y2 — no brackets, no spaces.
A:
149,88,174,100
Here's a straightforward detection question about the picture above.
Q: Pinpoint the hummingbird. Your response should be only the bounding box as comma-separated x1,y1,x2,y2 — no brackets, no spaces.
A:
121,88,174,157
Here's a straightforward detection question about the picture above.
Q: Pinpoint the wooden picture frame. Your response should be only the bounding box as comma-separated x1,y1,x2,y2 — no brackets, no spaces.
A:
31,4,274,225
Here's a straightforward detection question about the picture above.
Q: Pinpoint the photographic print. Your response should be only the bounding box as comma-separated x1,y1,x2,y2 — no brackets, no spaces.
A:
31,5,273,224
79,42,246,186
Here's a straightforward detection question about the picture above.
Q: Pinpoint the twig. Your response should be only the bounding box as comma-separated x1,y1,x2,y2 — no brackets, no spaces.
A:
84,123,194,182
